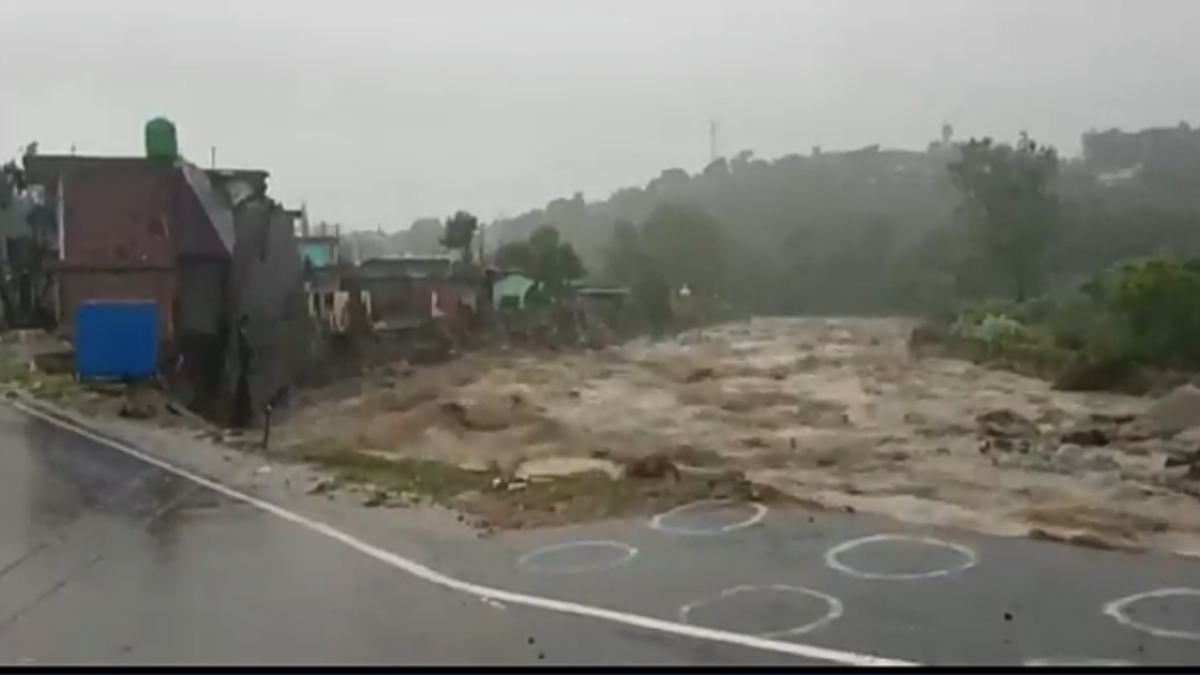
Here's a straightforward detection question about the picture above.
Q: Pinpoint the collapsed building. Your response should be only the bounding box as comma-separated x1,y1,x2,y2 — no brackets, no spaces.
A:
20,119,314,427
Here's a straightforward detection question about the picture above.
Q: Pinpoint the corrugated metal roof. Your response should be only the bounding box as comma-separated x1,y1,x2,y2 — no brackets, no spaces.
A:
181,163,235,254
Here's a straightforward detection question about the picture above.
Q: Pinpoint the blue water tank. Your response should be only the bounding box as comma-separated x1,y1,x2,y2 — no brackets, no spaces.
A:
74,301,158,380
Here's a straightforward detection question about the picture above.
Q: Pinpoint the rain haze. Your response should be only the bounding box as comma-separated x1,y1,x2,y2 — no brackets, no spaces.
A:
10,3,1200,669
2,0,1198,228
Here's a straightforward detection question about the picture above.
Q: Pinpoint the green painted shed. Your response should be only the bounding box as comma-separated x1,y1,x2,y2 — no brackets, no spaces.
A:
493,273,537,310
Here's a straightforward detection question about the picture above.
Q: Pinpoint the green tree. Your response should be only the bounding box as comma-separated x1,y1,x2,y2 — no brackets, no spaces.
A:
601,219,643,284
948,133,1060,301
639,204,728,296
1091,257,1200,367
440,211,479,264
529,225,584,296
492,225,586,300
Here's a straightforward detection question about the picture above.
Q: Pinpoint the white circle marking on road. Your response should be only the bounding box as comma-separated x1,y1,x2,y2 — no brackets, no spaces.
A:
517,540,639,575
824,533,978,581
1024,657,1136,666
1103,587,1200,641
13,399,917,666
648,499,768,536
678,584,844,638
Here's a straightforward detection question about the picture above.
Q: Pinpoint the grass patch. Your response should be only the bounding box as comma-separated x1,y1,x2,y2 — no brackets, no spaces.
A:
0,350,28,384
0,346,86,402
30,374,85,402
287,438,779,531
461,459,783,530
297,443,495,500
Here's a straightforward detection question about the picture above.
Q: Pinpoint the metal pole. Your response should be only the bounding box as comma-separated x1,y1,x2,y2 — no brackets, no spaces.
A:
261,403,273,450
709,120,718,163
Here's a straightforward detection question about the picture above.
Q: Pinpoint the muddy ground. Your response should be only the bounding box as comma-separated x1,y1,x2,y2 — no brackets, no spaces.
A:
8,317,1200,554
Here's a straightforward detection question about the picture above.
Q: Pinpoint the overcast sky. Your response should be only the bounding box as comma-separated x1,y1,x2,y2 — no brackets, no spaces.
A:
2,0,1198,230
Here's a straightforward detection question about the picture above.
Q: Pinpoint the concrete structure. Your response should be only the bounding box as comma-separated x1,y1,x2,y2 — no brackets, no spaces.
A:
22,154,317,427
220,198,315,426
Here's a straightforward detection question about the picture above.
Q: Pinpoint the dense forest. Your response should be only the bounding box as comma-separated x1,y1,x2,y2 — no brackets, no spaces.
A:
483,123,1200,318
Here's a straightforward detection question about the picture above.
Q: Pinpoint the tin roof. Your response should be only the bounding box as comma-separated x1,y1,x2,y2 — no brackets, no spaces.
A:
181,163,235,254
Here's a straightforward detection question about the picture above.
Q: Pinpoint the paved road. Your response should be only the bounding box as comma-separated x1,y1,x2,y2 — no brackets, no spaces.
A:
428,503,1200,666
2,402,1200,665
0,406,819,666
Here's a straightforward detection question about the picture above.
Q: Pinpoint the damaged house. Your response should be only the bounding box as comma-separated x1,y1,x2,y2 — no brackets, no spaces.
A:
23,128,315,427
0,157,57,329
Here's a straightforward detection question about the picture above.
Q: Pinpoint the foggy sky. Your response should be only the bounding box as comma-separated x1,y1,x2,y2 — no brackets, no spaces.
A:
3,0,1198,230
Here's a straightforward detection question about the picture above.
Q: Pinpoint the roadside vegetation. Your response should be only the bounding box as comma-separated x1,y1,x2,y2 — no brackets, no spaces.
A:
903,131,1200,395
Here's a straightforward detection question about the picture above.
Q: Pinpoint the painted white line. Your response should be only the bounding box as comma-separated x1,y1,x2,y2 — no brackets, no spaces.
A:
480,597,507,611
678,584,844,639
12,401,916,667
824,534,978,581
649,499,768,536
1024,657,1136,666
1103,587,1200,641
517,540,638,575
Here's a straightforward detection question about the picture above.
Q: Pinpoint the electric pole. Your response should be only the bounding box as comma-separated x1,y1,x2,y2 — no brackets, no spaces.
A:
709,120,719,164
477,224,485,266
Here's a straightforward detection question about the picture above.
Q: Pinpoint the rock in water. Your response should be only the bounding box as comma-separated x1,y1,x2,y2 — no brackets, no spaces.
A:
1142,385,1200,437
977,409,1040,439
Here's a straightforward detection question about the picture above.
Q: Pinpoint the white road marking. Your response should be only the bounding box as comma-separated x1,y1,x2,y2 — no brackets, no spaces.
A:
648,499,768,536
1024,657,1136,666
678,584,844,638
517,540,638,575
13,400,916,666
1103,587,1200,641
480,597,507,611
824,534,978,581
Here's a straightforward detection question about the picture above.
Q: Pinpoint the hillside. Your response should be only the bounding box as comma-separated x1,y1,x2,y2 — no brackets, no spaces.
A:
486,123,1200,315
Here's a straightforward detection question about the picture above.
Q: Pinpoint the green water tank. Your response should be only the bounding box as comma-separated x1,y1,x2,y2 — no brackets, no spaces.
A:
144,117,179,161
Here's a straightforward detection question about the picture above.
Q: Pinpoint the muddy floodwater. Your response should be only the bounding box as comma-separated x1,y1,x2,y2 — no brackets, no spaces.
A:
280,317,1200,554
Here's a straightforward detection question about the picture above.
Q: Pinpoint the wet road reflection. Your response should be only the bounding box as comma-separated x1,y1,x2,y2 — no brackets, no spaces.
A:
0,406,802,665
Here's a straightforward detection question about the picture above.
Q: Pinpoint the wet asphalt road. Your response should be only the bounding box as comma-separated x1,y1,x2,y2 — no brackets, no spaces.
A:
2,403,1200,665
430,504,1200,666
0,406,815,666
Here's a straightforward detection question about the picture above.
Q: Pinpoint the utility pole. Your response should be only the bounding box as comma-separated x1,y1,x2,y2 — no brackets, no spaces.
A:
210,147,217,169
477,221,486,266
709,121,716,163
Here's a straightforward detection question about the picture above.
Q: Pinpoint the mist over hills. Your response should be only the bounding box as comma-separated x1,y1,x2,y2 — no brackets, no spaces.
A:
343,121,1200,314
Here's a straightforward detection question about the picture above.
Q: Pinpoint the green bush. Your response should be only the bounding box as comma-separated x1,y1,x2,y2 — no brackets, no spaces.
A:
926,254,1200,392
1096,257,1200,368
